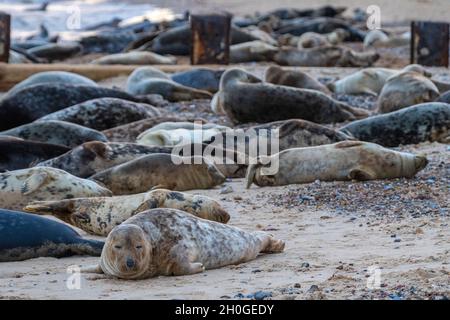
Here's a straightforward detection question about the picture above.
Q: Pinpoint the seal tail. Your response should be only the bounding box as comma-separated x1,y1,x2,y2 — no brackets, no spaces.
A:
254,231,285,253
74,238,105,257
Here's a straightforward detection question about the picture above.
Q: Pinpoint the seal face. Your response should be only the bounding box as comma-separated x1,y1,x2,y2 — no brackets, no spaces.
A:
93,208,284,279
0,120,108,148
340,103,450,147
246,141,428,188
37,141,173,178
89,154,226,195
37,98,161,131
0,209,104,262
377,71,440,114
0,139,70,172
217,68,368,124
24,189,230,236
0,167,112,210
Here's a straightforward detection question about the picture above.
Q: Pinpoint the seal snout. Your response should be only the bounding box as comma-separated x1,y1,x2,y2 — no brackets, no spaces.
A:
126,257,136,269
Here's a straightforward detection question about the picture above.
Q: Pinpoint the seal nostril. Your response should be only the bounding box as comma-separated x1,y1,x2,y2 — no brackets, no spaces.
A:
126,258,135,268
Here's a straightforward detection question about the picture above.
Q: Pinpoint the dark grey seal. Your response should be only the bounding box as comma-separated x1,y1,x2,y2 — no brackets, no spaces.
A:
171,68,225,93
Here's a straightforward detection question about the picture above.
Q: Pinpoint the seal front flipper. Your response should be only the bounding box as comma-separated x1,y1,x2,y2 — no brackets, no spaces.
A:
348,167,376,181
21,172,49,195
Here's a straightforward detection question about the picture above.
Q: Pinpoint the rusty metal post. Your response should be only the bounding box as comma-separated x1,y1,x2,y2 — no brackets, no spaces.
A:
411,21,449,67
0,12,11,63
190,12,232,65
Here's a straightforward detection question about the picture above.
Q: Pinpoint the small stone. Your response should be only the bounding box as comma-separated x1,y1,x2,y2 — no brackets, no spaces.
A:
233,196,243,201
294,283,301,288
253,291,272,300
307,285,320,293
394,238,401,243
301,262,310,268
219,185,233,194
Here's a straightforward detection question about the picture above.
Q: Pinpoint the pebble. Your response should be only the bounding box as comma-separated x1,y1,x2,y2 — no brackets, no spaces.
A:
219,185,233,194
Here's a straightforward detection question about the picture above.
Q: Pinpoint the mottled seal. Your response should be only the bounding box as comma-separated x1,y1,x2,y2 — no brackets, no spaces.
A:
0,139,69,172
27,42,82,61
0,209,104,262
216,68,368,124
246,141,428,188
90,153,226,195
377,71,440,113
91,51,177,65
0,167,112,211
265,66,331,94
82,208,284,279
37,141,172,178
126,67,212,102
230,41,279,63
340,103,450,147
24,189,230,236
274,46,379,67
296,29,349,48
171,68,225,93
0,120,107,148
37,98,161,131
0,83,158,130
7,71,97,96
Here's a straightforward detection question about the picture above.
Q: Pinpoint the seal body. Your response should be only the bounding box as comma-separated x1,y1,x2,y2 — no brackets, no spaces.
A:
328,68,397,95
230,41,279,63
0,139,69,172
91,209,284,279
217,69,368,124
91,51,177,65
171,68,225,93
90,153,226,194
246,141,428,188
0,83,150,130
37,98,161,131
37,141,172,178
377,71,439,114
0,120,107,148
340,103,450,147
265,66,331,94
0,167,112,210
0,209,104,262
27,42,82,61
24,189,230,236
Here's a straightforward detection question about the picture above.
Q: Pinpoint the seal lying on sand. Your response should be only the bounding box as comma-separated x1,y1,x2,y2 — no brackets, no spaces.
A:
230,41,279,63
265,66,331,94
37,98,161,131
0,209,104,262
215,68,368,124
24,189,230,236
340,103,450,147
91,51,177,65
246,141,428,188
27,42,82,61
7,71,97,96
0,83,158,130
81,208,284,279
0,139,69,172
377,71,440,113
0,120,107,148
274,46,379,67
37,141,172,178
171,68,225,93
0,167,112,211
126,67,212,102
89,153,226,195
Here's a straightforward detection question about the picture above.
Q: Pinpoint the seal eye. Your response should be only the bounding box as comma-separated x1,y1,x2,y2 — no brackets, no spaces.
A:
114,245,122,249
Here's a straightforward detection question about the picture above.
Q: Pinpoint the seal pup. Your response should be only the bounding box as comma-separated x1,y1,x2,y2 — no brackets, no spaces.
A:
0,83,159,130
216,68,368,124
1,120,108,148
246,141,428,188
230,41,279,63
24,189,230,236
171,68,225,93
0,167,112,211
27,42,82,61
36,141,172,178
0,139,69,172
37,98,161,131
264,66,331,94
102,117,208,142
7,71,97,96
274,46,379,67
377,71,440,113
126,67,212,102
0,209,104,262
89,153,226,195
81,208,284,279
91,51,177,65
340,103,450,147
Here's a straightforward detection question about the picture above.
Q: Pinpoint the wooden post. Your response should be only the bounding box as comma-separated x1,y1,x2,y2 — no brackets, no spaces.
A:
411,21,449,67
0,12,11,63
190,12,232,65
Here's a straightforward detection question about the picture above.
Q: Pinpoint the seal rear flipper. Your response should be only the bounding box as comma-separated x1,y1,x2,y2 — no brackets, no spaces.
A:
21,172,49,195
23,200,75,222
75,238,105,256
348,168,376,181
